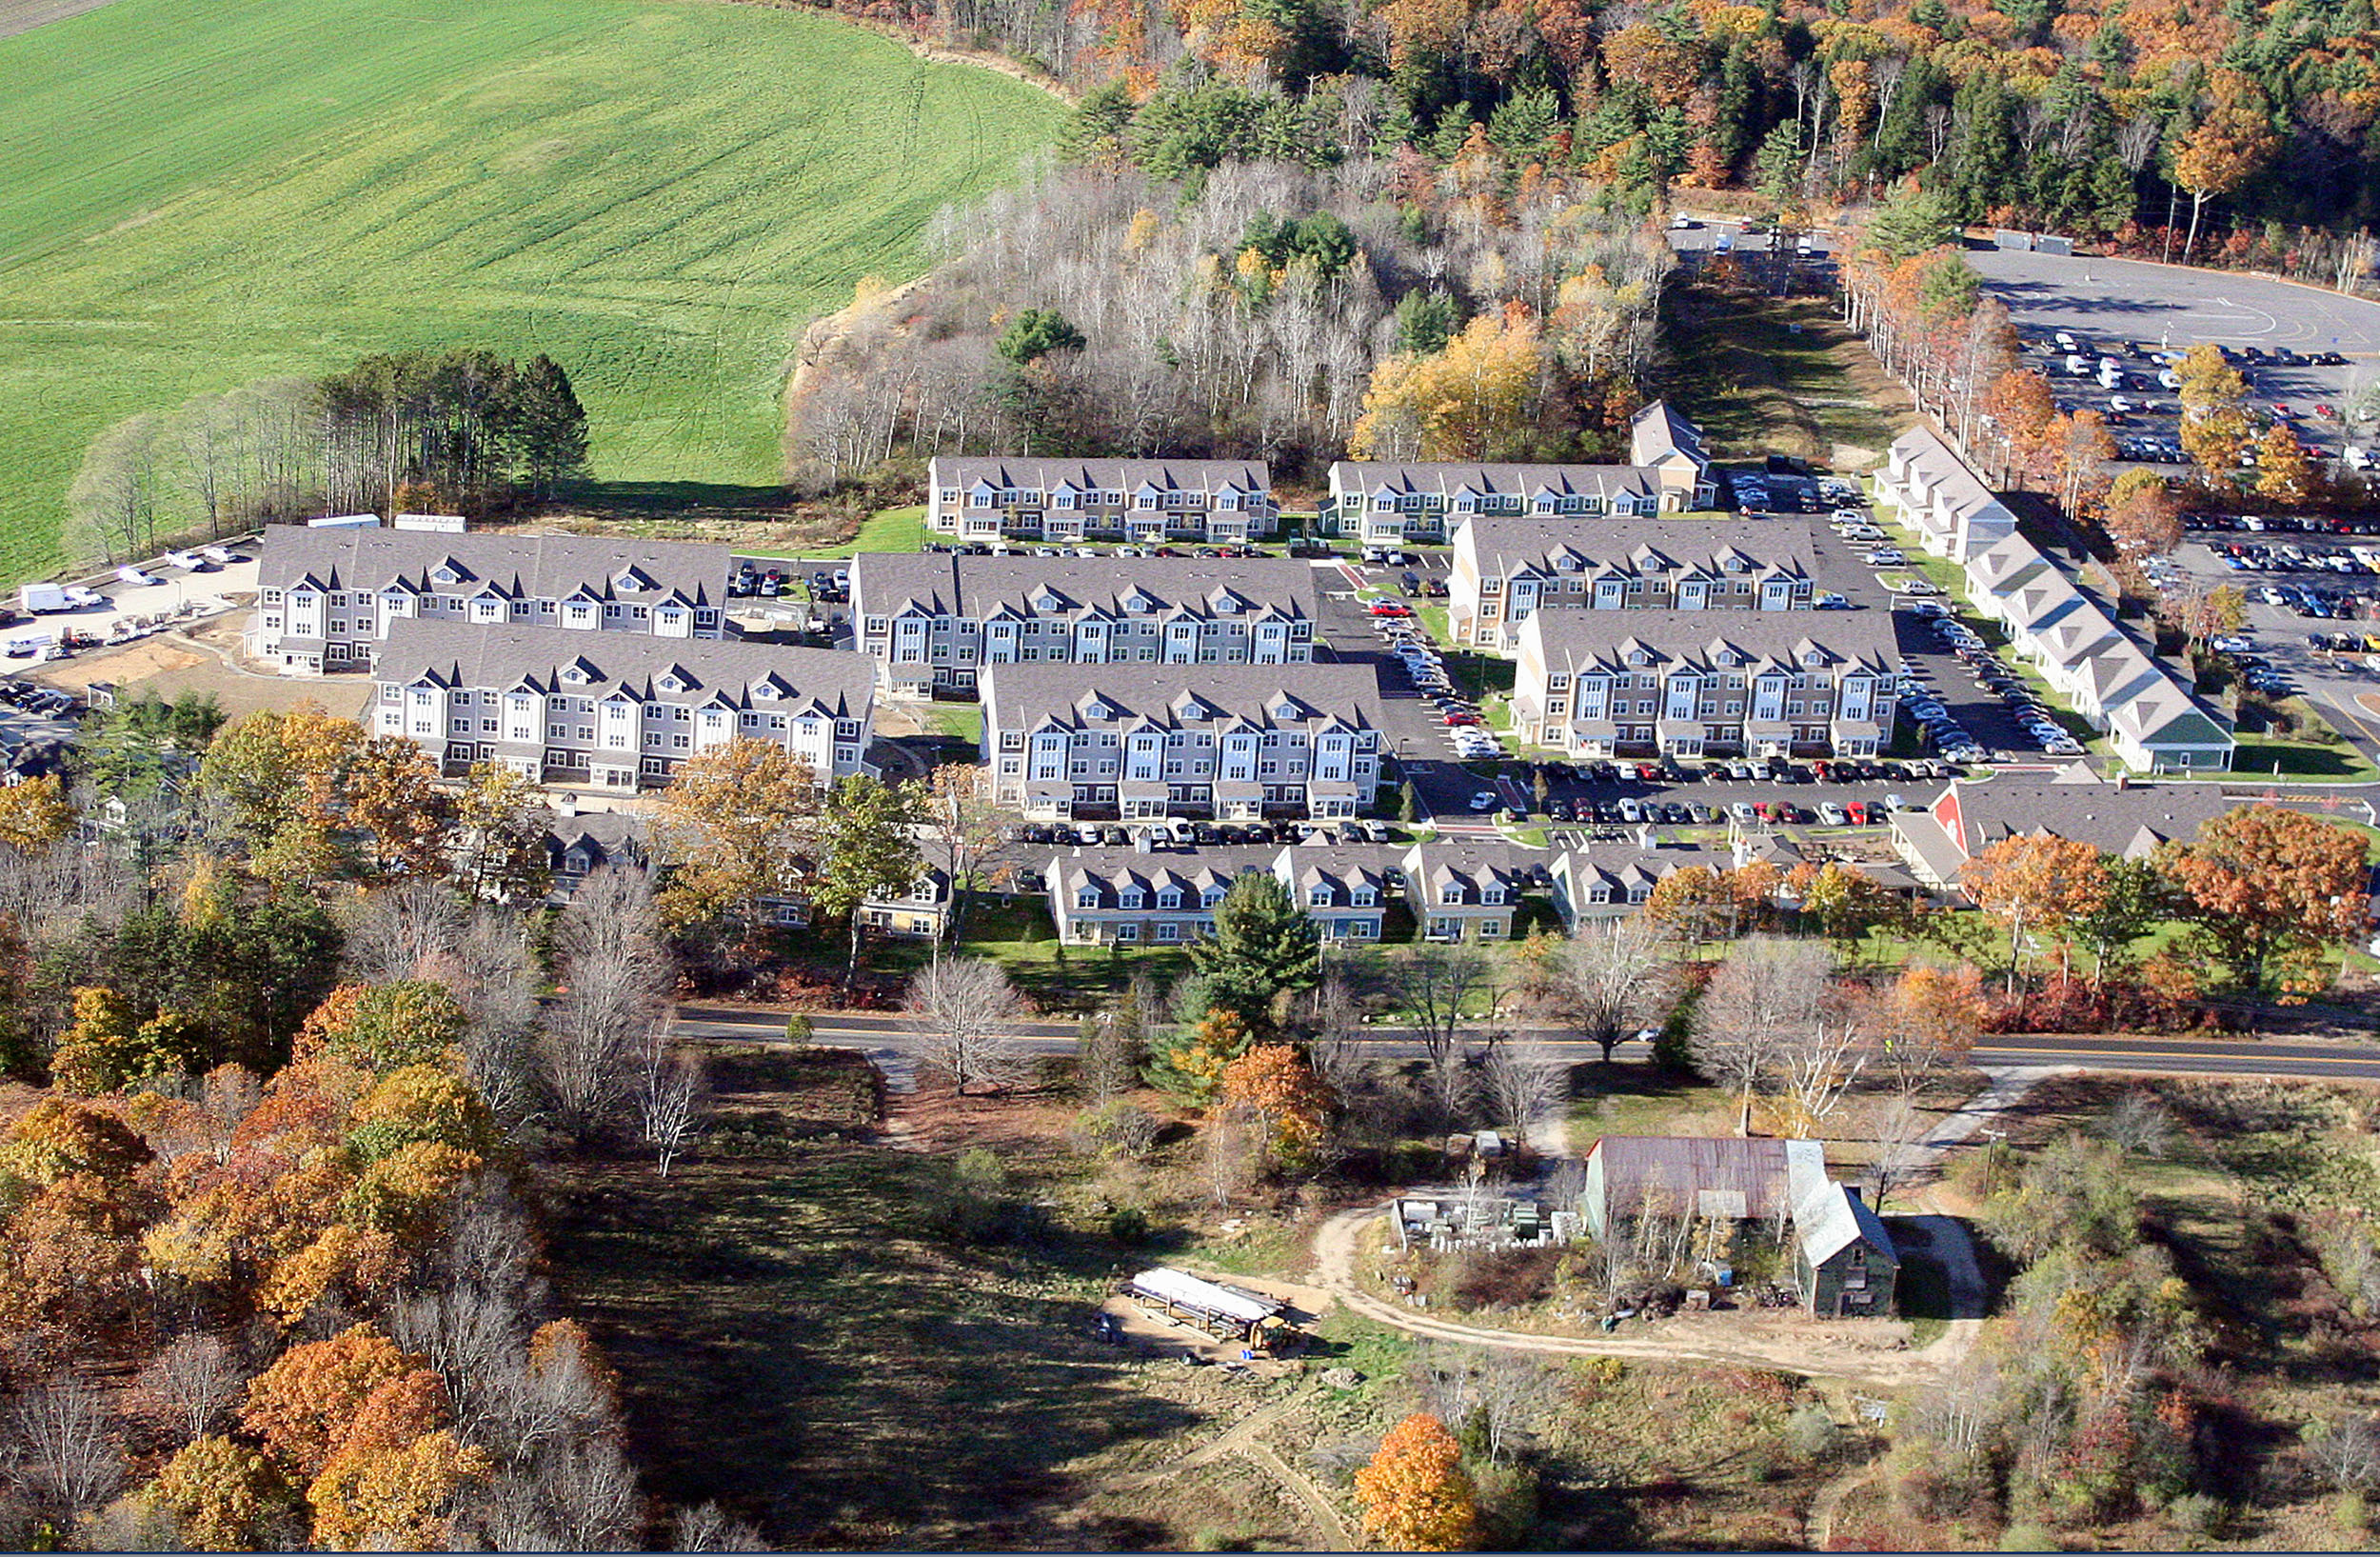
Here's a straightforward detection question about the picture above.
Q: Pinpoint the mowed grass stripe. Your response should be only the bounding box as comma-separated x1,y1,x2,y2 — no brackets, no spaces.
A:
0,0,1059,581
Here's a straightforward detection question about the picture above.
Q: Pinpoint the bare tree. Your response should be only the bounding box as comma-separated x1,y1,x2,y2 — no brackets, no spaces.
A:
1391,943,1493,1120
12,1374,124,1519
635,1029,709,1177
913,764,1012,945
344,875,466,983
2096,1091,2174,1159
1690,935,1835,1137
1307,973,1370,1098
134,1334,244,1447
904,955,1029,1094
1770,999,1867,1141
1205,1102,1260,1208
1557,914,1677,1062
390,1287,526,1449
1479,1037,1564,1152
2308,1414,2380,1492
543,867,675,1140
672,1502,770,1551
1866,1097,1932,1212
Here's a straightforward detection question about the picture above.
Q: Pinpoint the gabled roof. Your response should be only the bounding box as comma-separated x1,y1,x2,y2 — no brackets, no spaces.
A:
926,455,1271,493
1520,607,1897,679
1795,1183,1897,1268
257,527,730,608
982,664,1383,734
374,623,873,718
1329,461,1667,501
1628,399,1708,469
850,554,1319,627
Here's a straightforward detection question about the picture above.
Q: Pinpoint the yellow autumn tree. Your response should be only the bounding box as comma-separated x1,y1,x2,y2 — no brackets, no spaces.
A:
1355,1412,1478,1550
0,773,76,855
149,1434,293,1551
1349,304,1545,462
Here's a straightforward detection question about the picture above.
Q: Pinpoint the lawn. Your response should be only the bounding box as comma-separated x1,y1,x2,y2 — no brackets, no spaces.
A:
2231,722,2380,782
1660,285,1915,469
744,504,933,561
0,0,1061,583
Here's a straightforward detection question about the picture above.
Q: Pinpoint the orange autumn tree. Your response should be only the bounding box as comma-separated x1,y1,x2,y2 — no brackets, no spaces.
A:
1218,1043,1335,1171
1960,834,2111,990
2159,805,2372,998
1355,1412,1478,1551
237,1323,422,1478
1871,964,1986,1097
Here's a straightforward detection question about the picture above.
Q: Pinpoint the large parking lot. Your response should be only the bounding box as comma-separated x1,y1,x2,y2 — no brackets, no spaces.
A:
2156,516,2380,762
1315,502,2084,826
1973,249,2380,468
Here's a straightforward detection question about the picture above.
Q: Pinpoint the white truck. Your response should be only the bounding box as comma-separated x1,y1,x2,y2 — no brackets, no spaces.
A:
18,584,101,614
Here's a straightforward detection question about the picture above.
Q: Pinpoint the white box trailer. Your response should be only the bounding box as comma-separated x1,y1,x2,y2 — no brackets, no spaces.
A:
18,585,69,614
392,512,466,533
307,513,382,529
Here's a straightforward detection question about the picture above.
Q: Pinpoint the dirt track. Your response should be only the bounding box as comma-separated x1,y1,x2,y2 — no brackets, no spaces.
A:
1309,1209,1981,1389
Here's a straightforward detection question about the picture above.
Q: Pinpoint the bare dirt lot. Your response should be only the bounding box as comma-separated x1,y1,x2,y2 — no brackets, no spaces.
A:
30,617,371,721
0,0,118,39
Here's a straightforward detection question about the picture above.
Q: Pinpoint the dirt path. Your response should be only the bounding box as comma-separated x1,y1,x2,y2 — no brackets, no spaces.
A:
1240,1437,1356,1550
1311,1210,1966,1388
1804,1461,1878,1550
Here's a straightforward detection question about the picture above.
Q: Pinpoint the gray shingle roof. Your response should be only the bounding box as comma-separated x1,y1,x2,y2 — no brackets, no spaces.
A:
930,456,1269,493
257,525,731,609
1795,1182,1897,1268
375,622,874,718
1331,461,1666,500
1458,517,1822,589
981,663,1385,732
1630,399,1708,467
851,553,1319,624
1520,605,1899,674
1940,778,2372,859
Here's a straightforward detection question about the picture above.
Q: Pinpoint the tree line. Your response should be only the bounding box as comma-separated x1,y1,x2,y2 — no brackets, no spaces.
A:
67,350,589,567
898,0,2379,258
793,151,1668,482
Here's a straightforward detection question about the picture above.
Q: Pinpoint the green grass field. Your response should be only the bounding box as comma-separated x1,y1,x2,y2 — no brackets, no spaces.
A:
0,0,1061,583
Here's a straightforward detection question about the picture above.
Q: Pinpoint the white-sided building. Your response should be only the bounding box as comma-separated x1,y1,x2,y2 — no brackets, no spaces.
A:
1511,609,1899,760
849,553,1319,698
1628,399,1717,508
1323,461,1676,547
250,526,732,673
925,457,1276,543
1447,518,1822,650
1873,425,2018,563
980,664,1387,822
371,623,873,795
1044,842,1399,946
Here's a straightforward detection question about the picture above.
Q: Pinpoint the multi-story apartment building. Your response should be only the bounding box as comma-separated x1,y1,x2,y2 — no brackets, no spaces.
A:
1321,402,1717,546
980,665,1387,822
1323,460,1674,546
849,554,1319,697
1447,518,1823,650
1628,400,1716,508
372,623,873,794
1873,425,2018,564
1549,845,1703,926
250,526,732,674
1512,609,1899,760
925,457,1276,543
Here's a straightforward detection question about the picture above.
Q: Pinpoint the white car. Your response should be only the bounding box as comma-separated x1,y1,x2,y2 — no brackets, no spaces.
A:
1865,549,1907,566
1818,802,1849,827
1469,791,1498,810
1669,213,1696,230
2108,395,2134,413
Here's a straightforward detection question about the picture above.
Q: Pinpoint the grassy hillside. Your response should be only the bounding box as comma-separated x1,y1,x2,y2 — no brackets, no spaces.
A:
0,0,1061,582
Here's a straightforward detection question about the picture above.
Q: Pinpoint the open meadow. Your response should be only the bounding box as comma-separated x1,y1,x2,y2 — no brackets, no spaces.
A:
0,0,1061,583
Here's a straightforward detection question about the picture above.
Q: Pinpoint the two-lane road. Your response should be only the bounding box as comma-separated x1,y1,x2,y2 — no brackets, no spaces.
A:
673,1005,2380,1083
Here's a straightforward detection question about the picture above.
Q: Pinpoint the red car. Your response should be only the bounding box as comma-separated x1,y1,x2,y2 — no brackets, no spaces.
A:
1444,711,1483,726
2317,403,2339,420
1634,762,1660,781
1845,801,1869,825
1368,602,1414,618
2271,403,2292,419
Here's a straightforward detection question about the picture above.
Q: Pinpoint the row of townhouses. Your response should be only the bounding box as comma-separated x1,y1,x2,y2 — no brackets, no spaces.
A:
1509,608,1901,760
1891,771,2380,892
849,554,1319,698
924,403,1714,549
1046,833,1769,946
371,624,874,794
980,665,1387,824
1321,402,1717,544
927,458,1279,542
1874,427,2233,773
1447,518,1824,650
251,528,733,672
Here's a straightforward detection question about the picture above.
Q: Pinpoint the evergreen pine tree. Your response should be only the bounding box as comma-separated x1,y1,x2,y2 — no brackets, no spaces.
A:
1187,873,1320,1028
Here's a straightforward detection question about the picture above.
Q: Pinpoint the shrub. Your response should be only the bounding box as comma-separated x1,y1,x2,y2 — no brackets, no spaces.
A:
2165,1491,2228,1540
2336,1489,2371,1535
1786,1401,1838,1462
1105,1206,1150,1246
1447,1247,1563,1312
1998,1520,2060,1551
1069,1100,1160,1160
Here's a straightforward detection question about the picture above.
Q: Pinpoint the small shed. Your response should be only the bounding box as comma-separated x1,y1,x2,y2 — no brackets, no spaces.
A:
1794,1185,1899,1318
1127,1268,1290,1347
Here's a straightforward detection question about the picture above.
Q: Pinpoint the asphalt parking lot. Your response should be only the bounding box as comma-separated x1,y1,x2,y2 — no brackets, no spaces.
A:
1973,249,2380,466
6,545,257,662
2160,526,2380,764
1313,512,2073,824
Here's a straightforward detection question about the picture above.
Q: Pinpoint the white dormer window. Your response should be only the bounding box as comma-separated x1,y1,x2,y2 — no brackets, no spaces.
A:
432,567,460,586
754,682,780,700
561,663,594,686
1084,702,1108,720
1309,886,1333,907
1120,888,1143,909
1215,596,1240,613
614,573,645,592
1182,702,1204,721
1274,702,1299,719
1628,649,1650,666
1034,592,1062,612
658,674,684,693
